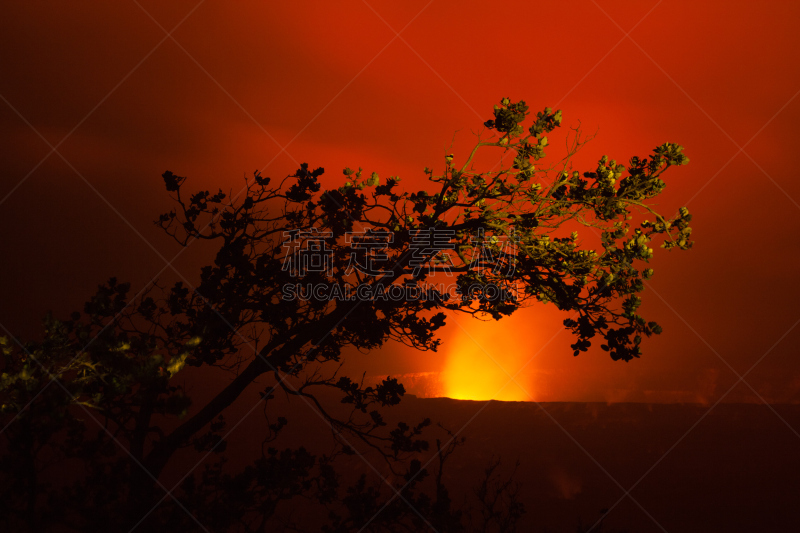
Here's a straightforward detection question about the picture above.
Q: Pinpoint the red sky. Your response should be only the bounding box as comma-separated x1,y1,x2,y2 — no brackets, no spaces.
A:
2,0,800,403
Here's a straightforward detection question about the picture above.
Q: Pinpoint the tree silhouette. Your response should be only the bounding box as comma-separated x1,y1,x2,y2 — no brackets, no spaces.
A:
0,98,692,532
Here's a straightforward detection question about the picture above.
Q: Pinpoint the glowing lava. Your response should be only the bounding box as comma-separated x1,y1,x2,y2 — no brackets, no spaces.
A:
442,319,532,401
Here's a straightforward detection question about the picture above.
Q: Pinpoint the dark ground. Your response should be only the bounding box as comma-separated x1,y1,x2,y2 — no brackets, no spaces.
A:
237,397,800,532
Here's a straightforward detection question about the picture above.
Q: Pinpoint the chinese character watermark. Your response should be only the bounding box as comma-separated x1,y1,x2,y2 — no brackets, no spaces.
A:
279,226,518,302
282,228,334,277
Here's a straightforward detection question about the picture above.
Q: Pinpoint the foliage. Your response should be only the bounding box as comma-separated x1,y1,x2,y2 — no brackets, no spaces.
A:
0,98,692,531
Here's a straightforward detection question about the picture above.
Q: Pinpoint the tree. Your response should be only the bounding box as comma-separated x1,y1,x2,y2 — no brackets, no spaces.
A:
0,98,692,532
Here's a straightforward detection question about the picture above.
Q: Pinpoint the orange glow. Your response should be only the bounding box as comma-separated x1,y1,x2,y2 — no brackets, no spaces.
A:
442,318,533,401
3,1,800,404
